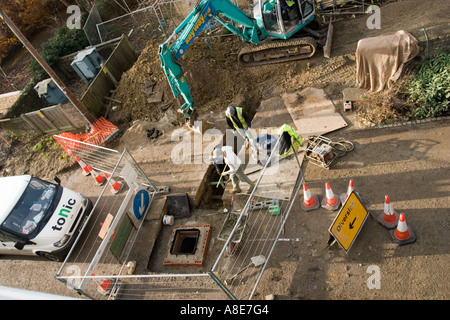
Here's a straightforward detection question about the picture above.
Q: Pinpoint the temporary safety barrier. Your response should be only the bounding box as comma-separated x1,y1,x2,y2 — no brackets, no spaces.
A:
378,194,399,229
54,134,162,300
301,183,320,211
316,0,380,18
54,117,119,153
390,213,416,245
340,179,354,203
209,136,305,300
321,181,341,211
54,134,304,300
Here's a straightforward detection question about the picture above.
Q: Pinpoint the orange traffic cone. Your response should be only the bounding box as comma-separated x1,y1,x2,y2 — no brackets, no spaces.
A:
321,182,341,210
92,273,113,295
75,156,91,176
300,183,320,211
377,195,398,229
87,166,105,186
390,213,416,245
104,172,123,194
99,279,112,292
340,179,354,204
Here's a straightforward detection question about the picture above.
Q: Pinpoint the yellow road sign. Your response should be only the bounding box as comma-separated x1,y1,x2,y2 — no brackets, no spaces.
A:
328,191,369,253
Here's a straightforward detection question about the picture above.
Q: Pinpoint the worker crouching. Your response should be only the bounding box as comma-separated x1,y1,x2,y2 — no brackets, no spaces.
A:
279,124,303,157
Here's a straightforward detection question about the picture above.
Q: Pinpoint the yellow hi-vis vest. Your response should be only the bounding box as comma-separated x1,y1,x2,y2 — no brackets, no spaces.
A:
278,124,303,157
226,107,248,129
286,0,295,7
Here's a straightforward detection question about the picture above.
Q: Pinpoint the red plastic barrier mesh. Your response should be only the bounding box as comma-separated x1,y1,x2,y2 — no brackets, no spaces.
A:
54,117,118,155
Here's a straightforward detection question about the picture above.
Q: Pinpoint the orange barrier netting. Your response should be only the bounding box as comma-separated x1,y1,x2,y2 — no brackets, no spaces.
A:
53,117,119,155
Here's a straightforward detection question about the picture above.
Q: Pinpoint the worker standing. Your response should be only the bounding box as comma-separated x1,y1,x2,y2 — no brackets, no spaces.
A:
225,106,258,160
222,146,255,194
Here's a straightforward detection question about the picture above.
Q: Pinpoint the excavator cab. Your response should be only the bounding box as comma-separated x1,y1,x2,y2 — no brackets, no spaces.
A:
257,0,316,38
239,0,321,66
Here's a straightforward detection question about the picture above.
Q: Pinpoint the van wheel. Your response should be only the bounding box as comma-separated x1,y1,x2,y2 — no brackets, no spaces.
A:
37,251,62,262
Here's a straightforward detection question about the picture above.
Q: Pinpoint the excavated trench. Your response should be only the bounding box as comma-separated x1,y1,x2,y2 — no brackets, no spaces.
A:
198,120,259,210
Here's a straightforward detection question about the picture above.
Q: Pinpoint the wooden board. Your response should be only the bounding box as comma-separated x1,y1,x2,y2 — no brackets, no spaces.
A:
281,87,347,138
98,213,114,239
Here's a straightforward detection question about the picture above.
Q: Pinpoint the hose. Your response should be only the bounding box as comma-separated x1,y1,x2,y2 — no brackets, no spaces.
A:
330,139,354,157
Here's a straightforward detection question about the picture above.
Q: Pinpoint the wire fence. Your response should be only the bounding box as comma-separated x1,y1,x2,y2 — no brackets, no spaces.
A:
84,4,103,46
316,0,384,22
84,0,238,52
209,137,304,300
53,134,304,300
83,0,384,51
53,135,161,299
84,0,190,52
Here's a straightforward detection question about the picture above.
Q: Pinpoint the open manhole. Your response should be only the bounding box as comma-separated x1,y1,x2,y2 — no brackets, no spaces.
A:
163,224,211,266
170,229,200,255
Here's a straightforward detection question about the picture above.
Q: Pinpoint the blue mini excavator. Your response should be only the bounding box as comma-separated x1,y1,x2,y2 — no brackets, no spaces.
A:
159,0,333,123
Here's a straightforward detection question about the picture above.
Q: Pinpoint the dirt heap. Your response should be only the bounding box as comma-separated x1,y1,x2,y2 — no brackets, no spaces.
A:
0,134,74,181
108,35,286,129
110,39,174,123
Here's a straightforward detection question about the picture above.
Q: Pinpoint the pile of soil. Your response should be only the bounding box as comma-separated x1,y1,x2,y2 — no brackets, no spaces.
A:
0,133,74,181
110,39,174,123
108,35,275,128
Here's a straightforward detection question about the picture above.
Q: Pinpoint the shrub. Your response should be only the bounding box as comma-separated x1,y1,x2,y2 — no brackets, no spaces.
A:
30,22,89,83
408,51,450,118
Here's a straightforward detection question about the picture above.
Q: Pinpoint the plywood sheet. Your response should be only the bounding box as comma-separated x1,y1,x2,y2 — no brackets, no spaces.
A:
281,87,347,138
251,96,295,131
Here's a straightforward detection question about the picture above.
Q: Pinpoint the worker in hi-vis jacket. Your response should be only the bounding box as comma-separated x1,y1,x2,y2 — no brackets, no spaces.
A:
225,106,258,160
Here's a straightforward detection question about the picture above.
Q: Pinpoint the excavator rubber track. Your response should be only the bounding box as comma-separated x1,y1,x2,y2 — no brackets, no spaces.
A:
238,36,317,67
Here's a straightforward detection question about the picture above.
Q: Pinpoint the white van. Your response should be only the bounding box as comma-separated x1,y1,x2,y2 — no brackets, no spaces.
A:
0,175,92,261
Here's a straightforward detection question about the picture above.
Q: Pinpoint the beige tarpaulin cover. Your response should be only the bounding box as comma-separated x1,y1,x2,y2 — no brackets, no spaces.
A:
356,30,419,92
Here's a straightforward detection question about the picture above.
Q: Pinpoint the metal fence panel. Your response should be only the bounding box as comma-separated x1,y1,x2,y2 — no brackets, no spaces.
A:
96,5,163,51
54,135,160,299
210,137,304,300
84,4,103,46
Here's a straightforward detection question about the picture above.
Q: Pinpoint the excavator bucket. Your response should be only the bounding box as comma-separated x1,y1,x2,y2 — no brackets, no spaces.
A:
323,20,334,59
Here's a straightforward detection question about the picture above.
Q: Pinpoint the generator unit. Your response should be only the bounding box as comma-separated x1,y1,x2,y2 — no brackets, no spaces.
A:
71,47,103,83
305,135,337,169
305,135,354,169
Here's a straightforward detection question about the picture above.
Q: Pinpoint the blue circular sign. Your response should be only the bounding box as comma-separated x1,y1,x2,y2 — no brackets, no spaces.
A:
133,190,150,220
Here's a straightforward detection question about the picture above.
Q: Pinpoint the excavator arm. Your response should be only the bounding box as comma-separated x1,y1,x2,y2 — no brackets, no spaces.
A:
159,0,262,120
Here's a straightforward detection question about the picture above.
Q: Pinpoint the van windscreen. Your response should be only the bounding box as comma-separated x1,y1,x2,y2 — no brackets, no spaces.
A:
1,178,57,239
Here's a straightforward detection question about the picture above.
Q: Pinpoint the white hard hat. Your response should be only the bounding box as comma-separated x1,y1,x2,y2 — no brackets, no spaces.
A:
226,106,236,117
212,147,222,159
